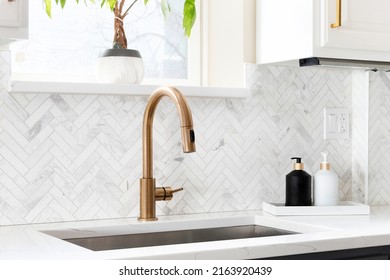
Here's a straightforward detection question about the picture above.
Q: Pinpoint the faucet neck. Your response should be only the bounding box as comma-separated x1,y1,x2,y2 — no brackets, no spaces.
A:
142,87,195,179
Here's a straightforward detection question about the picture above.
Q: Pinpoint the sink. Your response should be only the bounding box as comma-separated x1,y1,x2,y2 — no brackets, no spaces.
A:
42,224,298,251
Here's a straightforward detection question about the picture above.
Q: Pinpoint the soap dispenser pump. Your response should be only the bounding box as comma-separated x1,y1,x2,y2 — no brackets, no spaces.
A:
313,152,338,206
285,157,312,206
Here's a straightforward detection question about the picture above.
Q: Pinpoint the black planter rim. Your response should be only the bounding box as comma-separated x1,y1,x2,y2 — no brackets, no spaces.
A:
99,49,142,59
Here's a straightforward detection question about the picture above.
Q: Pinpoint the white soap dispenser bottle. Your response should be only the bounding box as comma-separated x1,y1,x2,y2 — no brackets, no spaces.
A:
313,152,338,206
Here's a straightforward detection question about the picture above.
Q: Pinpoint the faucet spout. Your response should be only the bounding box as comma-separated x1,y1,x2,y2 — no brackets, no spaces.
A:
139,87,196,221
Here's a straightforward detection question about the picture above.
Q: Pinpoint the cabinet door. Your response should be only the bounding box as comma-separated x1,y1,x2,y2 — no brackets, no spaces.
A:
0,0,27,41
323,0,390,52
0,0,22,27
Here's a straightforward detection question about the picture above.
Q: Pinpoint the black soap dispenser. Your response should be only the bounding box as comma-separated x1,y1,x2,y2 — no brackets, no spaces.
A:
285,157,312,206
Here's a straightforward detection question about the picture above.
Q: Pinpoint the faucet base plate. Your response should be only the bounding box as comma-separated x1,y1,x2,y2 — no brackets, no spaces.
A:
138,217,158,222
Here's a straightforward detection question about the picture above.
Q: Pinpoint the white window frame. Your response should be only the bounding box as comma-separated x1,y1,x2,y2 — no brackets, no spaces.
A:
144,0,203,86
10,0,204,87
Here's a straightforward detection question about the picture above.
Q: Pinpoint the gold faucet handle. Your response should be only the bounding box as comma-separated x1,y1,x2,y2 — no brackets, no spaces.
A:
155,187,184,201
171,187,184,194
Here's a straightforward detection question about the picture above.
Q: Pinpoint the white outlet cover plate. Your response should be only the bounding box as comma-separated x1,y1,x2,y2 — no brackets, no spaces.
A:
324,107,350,140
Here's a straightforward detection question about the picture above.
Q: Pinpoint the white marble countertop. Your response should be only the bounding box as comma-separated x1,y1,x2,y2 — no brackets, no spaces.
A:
1,206,390,260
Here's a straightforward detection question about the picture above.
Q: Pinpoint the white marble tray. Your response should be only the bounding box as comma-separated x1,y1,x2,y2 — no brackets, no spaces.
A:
263,201,370,216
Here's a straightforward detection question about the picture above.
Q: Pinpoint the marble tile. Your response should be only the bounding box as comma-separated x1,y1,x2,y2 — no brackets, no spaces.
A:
368,71,390,205
0,51,360,225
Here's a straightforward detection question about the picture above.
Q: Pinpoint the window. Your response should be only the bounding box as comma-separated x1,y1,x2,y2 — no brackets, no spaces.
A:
10,0,201,85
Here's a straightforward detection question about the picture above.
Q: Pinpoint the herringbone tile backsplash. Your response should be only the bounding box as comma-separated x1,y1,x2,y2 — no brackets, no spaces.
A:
0,50,384,226
368,71,390,205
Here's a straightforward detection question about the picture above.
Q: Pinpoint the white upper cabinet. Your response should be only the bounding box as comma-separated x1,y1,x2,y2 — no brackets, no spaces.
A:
256,0,390,64
0,0,28,42
325,0,390,52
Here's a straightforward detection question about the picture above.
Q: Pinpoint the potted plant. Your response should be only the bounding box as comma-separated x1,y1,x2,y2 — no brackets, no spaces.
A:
43,0,196,84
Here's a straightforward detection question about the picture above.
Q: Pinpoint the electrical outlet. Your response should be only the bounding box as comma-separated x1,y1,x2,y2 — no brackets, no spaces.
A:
15,52,26,63
324,108,350,139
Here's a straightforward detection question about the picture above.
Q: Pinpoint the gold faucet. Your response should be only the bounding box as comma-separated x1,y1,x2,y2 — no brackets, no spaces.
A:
138,87,196,221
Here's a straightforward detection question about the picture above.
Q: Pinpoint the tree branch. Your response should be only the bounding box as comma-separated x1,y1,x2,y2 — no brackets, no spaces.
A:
122,0,139,19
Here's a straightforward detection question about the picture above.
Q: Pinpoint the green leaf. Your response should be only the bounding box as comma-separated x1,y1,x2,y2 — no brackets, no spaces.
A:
183,0,196,37
100,0,116,10
44,0,52,18
161,0,171,19
108,0,116,10
43,0,196,38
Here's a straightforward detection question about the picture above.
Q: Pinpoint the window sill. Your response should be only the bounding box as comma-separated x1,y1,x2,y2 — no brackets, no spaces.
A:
8,80,251,98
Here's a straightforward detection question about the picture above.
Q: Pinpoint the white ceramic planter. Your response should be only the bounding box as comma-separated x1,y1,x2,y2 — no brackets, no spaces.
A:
95,49,144,84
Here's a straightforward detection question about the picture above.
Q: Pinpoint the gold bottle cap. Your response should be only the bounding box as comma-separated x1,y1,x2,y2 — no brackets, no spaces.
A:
294,163,304,170
291,157,304,170
320,162,330,170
